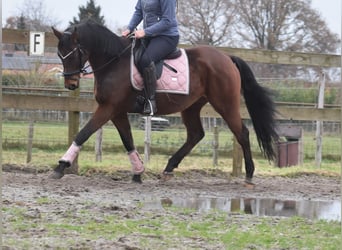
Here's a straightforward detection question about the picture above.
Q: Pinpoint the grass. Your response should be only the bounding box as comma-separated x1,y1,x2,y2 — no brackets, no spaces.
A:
2,203,341,249
2,122,341,249
2,120,341,158
2,147,341,178
254,159,341,177
2,120,341,177
220,216,340,249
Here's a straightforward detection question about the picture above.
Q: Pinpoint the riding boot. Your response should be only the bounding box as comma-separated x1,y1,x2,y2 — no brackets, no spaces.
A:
142,62,157,115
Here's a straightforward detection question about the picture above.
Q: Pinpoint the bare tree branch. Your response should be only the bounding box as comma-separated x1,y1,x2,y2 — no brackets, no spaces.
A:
232,0,340,53
6,0,61,31
177,0,235,46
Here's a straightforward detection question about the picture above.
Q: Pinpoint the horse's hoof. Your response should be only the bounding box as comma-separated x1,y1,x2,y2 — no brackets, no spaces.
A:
161,172,174,182
132,174,142,184
49,170,64,179
50,161,69,179
244,182,255,189
244,178,255,189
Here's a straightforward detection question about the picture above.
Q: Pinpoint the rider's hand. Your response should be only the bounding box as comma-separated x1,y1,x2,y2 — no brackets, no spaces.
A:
134,29,146,39
122,29,131,37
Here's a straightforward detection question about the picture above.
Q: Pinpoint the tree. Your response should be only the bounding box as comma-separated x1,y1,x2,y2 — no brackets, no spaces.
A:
177,0,236,46
4,0,60,31
17,14,26,30
69,0,105,26
231,0,340,79
232,0,340,53
4,16,20,29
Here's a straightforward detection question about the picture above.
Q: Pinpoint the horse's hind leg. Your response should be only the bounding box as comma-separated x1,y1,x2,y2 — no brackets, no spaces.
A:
209,94,255,183
112,114,144,183
235,123,255,183
163,99,207,178
222,113,255,184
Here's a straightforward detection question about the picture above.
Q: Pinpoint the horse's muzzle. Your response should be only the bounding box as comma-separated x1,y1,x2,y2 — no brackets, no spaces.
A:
64,77,80,90
66,84,78,90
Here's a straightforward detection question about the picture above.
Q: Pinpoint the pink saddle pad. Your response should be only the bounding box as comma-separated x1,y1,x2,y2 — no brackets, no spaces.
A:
131,49,189,95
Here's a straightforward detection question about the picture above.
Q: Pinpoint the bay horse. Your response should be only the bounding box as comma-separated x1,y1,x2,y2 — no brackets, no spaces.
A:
51,21,278,185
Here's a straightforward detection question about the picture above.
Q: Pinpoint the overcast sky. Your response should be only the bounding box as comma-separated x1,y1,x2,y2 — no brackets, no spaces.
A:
2,0,341,36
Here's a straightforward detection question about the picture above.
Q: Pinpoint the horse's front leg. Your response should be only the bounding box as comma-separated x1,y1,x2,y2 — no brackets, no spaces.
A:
50,107,111,179
112,114,144,183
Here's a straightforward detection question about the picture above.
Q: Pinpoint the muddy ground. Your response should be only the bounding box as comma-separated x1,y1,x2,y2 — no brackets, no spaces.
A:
2,166,340,249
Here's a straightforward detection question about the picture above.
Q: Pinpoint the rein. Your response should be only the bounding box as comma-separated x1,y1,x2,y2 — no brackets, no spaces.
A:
59,42,132,77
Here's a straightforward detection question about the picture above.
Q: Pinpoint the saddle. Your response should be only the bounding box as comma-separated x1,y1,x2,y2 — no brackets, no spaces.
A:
130,40,190,96
133,39,182,79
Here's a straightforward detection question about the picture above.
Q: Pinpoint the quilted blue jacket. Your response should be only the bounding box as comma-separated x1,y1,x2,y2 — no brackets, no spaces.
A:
127,0,179,37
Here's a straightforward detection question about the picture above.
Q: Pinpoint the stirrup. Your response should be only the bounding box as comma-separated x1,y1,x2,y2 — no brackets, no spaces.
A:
143,99,156,116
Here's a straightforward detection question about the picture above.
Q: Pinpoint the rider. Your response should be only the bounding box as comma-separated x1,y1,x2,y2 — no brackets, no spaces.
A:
122,0,179,115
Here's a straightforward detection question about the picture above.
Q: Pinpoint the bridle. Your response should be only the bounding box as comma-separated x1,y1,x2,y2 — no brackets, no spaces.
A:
58,40,132,77
58,44,88,77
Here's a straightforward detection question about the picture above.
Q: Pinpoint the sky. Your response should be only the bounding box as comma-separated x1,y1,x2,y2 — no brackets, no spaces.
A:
1,0,341,37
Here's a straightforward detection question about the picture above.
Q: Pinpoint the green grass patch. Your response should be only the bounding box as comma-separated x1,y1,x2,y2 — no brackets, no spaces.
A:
3,147,340,178
3,204,340,249
220,216,341,249
2,120,341,159
2,120,341,178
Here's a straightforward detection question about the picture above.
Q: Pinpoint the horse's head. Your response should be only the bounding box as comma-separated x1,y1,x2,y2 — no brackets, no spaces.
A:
52,26,89,90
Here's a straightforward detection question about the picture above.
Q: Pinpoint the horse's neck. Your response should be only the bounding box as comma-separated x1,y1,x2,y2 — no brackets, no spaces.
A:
88,54,106,67
88,38,131,72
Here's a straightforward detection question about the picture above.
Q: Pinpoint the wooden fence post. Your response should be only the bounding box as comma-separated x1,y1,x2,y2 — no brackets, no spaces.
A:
26,120,34,163
144,116,151,163
65,89,80,175
315,71,325,168
232,137,243,177
212,125,219,166
95,127,103,162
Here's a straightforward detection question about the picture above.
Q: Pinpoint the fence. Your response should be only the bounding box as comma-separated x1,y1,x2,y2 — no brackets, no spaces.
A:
2,28,341,174
2,113,340,156
2,88,340,173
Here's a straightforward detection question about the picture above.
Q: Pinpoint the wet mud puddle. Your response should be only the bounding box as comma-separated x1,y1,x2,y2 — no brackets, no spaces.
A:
142,196,341,221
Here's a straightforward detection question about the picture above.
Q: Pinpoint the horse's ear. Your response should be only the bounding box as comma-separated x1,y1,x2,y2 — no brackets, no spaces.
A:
52,27,62,40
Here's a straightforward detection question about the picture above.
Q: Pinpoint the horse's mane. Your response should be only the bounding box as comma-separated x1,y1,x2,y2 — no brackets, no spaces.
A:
67,20,125,57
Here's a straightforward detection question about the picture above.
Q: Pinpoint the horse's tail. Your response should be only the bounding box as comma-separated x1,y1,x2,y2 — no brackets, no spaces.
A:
230,55,278,161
